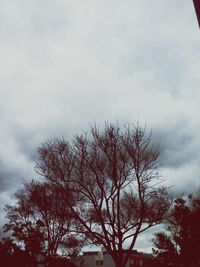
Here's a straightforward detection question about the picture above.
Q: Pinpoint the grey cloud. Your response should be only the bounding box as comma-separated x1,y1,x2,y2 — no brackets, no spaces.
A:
155,120,200,169
0,0,200,251
0,169,16,193
0,155,34,193
152,120,200,193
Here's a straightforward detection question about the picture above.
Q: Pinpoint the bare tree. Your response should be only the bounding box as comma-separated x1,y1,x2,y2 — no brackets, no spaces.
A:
36,123,170,267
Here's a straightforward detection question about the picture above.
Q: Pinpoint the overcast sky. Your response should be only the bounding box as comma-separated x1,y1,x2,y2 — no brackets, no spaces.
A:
0,0,200,252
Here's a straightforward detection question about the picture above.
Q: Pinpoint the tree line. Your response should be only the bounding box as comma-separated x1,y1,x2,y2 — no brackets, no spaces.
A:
0,122,200,267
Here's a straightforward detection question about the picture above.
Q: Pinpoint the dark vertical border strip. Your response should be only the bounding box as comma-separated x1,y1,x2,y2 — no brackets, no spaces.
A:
193,0,200,28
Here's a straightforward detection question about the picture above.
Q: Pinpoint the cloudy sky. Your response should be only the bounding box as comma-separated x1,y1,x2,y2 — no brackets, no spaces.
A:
0,0,200,252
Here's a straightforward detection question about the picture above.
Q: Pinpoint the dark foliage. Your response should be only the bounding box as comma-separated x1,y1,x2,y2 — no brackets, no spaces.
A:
0,237,33,267
3,180,82,264
153,193,200,267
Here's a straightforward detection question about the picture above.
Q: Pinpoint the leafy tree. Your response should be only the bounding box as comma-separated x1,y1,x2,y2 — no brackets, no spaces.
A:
153,193,200,267
35,123,170,267
4,180,81,263
0,236,31,267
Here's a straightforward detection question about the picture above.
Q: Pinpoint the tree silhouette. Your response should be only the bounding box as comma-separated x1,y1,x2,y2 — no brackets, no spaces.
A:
0,236,32,267
4,180,81,264
153,193,200,267
35,123,170,267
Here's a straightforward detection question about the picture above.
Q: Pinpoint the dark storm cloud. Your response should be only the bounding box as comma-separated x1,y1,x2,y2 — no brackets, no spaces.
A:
152,120,200,193
0,146,35,193
0,120,40,195
0,169,16,193
156,121,199,169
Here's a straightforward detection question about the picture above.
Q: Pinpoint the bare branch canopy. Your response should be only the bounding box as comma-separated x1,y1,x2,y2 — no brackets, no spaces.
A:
35,122,170,267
